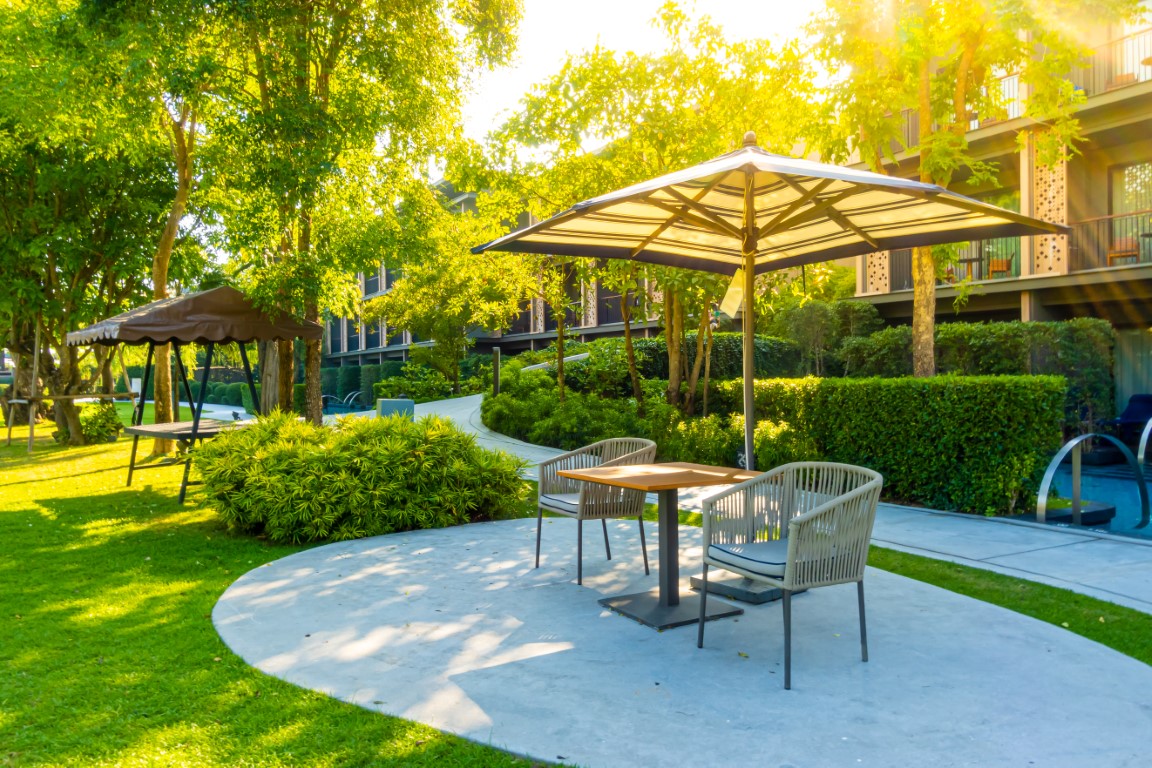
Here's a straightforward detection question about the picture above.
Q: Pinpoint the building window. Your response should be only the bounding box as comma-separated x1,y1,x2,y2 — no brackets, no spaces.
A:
328,318,343,354
1111,162,1152,215
345,317,361,352
366,320,382,349
364,266,380,296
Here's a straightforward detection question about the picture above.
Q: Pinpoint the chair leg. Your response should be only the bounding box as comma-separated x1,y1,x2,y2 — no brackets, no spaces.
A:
783,589,792,690
577,518,583,586
602,518,612,560
858,580,869,663
637,516,649,575
697,563,709,648
534,506,543,569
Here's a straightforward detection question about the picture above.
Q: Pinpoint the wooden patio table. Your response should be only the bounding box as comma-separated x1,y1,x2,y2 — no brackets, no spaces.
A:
557,461,760,630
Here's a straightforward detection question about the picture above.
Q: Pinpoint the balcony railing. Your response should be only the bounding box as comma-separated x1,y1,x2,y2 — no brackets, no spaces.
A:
897,28,1152,148
888,236,1021,290
1070,28,1152,97
1069,210,1152,271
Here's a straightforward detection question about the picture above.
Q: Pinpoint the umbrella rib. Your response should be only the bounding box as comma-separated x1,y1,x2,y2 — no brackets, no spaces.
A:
662,187,745,240
825,207,881,249
759,178,834,234
644,197,742,242
629,177,727,257
760,188,868,236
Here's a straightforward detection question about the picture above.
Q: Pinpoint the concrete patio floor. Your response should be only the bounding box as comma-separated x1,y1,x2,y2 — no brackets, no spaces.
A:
214,517,1152,767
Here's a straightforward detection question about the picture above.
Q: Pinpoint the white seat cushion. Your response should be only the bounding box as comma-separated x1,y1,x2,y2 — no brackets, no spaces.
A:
539,492,581,515
708,540,788,579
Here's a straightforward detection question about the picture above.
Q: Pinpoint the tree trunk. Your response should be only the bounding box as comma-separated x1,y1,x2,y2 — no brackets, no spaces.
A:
702,317,715,417
50,344,83,446
913,53,937,377
621,289,644,415
276,339,294,411
150,105,196,453
683,303,711,416
259,340,279,413
665,292,683,407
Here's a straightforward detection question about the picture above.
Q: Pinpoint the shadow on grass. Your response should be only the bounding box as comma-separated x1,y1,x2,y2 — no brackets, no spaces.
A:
1,456,540,766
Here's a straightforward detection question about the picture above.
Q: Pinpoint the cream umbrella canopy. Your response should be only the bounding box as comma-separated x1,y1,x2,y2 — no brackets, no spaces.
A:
473,132,1068,469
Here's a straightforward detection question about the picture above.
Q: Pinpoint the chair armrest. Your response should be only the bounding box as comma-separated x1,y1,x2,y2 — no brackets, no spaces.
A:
538,443,606,495
782,478,882,590
700,465,793,548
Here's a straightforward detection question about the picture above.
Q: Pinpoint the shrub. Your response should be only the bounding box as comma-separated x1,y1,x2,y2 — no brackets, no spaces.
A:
840,319,1114,433
320,367,338,396
240,383,261,414
486,373,1065,515
293,383,307,415
379,360,405,379
631,333,799,380
194,411,528,544
337,366,361,400
223,382,246,405
359,365,381,403
373,363,453,403
52,401,124,444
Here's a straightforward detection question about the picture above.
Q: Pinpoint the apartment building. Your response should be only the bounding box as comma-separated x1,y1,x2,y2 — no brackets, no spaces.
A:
856,15,1152,404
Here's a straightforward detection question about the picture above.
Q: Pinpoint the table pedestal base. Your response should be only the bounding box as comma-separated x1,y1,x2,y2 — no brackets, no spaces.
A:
599,590,743,631
690,573,784,604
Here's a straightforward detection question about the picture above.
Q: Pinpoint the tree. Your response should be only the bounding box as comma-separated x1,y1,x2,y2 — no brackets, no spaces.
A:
469,3,814,411
810,0,1144,376
0,1,197,443
213,0,522,424
81,0,236,453
363,189,533,392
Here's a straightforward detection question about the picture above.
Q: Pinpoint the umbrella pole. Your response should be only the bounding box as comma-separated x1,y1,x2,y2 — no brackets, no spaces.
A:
742,252,755,471
742,166,757,472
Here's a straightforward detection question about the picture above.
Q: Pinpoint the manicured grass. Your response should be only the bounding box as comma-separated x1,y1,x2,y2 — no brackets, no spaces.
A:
867,546,1152,666
113,401,153,426
0,427,543,767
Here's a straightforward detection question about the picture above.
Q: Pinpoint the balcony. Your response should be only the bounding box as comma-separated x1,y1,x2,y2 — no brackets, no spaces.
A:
1070,28,1152,97
1070,211,1152,271
888,236,1022,290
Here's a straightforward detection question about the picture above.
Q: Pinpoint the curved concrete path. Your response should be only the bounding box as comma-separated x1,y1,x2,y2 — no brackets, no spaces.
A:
215,518,1152,767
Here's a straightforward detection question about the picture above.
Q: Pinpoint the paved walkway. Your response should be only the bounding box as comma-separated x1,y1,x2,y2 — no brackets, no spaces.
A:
212,395,1152,767
420,395,1152,614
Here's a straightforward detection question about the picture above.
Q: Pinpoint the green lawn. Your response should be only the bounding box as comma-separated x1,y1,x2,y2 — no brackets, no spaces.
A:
3,428,1150,767
0,427,541,767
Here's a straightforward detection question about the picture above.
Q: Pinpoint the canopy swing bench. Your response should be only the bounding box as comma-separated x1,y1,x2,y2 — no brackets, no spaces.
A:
66,286,322,503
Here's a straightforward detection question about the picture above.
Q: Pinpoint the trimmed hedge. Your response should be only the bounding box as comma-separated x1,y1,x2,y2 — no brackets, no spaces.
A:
320,368,338,396
240,383,260,414
223,382,245,406
840,319,1114,432
484,374,1066,515
337,365,361,400
360,365,381,403
194,411,528,544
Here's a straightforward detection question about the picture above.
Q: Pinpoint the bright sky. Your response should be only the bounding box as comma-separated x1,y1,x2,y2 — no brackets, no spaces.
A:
462,0,828,141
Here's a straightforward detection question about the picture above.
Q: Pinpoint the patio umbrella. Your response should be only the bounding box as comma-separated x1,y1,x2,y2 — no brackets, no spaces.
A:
473,132,1068,469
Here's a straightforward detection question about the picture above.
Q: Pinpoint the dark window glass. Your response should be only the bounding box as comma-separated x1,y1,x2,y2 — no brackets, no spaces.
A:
328,319,343,353
345,318,360,352
364,268,380,295
366,321,382,349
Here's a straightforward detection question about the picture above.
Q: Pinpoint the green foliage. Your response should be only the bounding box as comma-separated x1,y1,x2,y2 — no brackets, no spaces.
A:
337,366,361,400
380,360,406,379
373,363,454,403
194,411,528,544
224,382,245,406
359,364,381,403
488,371,1066,515
320,368,338,396
629,333,800,380
240,383,260,414
51,401,124,444
293,383,307,415
840,319,1115,432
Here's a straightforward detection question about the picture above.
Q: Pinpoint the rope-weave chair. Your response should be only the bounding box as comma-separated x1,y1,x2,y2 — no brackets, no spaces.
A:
537,437,657,585
696,461,883,689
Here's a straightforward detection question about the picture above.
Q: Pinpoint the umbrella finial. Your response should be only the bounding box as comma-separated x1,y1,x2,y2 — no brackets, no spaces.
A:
742,131,757,148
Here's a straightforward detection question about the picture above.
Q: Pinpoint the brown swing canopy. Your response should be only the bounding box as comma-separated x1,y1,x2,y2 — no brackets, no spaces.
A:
66,286,322,347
